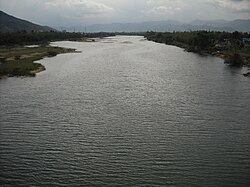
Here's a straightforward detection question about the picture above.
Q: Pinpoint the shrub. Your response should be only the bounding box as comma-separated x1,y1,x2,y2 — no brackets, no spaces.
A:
15,55,21,60
0,57,7,63
47,51,58,57
225,53,244,67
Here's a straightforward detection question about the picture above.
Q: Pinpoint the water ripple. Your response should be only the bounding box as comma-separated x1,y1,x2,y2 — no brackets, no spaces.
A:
1,36,250,186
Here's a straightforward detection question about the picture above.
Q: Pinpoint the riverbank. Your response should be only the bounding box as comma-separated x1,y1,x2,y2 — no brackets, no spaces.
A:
0,45,77,78
0,31,118,78
144,31,250,67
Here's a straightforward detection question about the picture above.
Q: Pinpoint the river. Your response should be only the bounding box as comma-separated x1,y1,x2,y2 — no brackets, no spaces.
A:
0,36,250,186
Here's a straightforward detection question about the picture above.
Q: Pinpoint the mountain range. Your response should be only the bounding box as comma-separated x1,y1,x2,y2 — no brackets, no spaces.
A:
73,19,250,33
1,10,249,33
0,11,54,32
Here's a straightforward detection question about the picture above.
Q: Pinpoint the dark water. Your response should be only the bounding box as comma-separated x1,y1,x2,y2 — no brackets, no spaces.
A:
1,36,250,186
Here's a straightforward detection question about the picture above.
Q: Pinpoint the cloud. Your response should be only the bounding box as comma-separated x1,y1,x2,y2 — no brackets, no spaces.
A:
43,0,116,25
0,0,249,26
44,0,114,14
146,0,183,16
208,0,250,12
149,6,181,15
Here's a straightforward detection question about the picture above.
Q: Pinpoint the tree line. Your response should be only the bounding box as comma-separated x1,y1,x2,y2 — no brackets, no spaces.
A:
144,31,250,66
0,31,115,46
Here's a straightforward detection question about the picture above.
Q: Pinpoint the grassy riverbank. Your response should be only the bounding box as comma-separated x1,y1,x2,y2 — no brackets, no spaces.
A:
0,31,117,78
144,31,250,67
0,45,76,77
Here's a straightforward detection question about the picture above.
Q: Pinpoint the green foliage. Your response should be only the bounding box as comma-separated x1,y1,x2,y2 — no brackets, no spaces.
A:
0,31,115,46
225,53,244,66
0,57,7,63
0,61,41,77
144,31,250,66
145,31,215,52
47,51,58,57
0,32,83,46
0,31,116,77
0,46,76,77
14,55,21,60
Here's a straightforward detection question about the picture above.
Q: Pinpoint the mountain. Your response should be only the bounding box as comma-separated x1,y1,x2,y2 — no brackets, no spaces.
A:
190,19,250,32
62,19,249,33
190,19,229,27
2,10,248,33
0,11,55,32
83,21,183,33
227,19,250,32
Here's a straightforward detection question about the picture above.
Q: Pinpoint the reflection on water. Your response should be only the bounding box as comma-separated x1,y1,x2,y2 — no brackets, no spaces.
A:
0,36,250,186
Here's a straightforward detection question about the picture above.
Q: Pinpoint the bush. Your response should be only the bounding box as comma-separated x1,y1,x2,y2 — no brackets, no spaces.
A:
0,57,7,63
225,53,244,67
47,51,58,57
15,55,21,60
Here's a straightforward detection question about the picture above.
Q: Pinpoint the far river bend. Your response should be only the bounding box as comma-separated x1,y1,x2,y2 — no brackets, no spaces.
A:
0,36,250,186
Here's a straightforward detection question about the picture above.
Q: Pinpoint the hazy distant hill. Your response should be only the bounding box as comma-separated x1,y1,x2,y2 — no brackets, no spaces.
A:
65,19,249,33
190,19,250,32
84,21,183,33
227,20,250,32
190,19,229,27
2,9,248,33
0,11,55,32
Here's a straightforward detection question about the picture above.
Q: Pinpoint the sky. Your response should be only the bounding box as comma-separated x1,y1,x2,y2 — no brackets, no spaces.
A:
1,0,250,27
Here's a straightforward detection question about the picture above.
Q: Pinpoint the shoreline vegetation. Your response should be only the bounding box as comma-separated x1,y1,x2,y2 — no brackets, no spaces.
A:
0,45,77,77
144,31,250,69
0,31,115,78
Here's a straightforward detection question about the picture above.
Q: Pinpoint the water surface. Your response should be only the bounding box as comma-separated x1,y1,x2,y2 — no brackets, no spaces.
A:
1,36,250,186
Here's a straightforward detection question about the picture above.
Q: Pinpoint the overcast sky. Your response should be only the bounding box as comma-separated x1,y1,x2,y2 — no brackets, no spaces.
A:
1,0,250,26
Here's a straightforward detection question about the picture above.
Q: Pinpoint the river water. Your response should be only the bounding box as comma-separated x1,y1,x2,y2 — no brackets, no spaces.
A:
1,36,250,186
